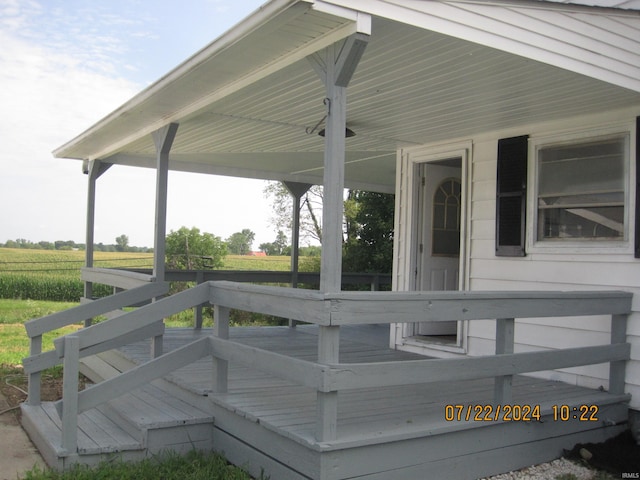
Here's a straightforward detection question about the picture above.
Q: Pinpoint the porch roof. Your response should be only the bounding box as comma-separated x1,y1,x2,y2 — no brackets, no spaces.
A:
53,0,640,194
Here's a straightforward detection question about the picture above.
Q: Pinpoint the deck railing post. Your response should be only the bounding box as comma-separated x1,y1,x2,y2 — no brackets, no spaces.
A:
316,325,340,441
27,335,42,406
494,318,515,405
609,313,628,395
151,323,164,359
195,271,205,329
211,305,229,393
61,335,79,455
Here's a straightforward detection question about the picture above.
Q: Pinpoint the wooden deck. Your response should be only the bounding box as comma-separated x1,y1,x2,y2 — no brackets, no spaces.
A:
30,325,624,479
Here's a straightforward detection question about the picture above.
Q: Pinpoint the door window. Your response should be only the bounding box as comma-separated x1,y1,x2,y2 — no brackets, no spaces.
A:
432,178,461,256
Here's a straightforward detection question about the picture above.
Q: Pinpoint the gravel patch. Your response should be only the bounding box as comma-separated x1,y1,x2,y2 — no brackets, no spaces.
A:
479,458,602,480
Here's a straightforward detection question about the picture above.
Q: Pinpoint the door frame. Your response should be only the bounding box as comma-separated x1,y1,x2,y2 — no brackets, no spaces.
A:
396,142,471,355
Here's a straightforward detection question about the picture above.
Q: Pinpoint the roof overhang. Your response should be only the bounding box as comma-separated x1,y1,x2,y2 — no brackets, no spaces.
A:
54,0,640,193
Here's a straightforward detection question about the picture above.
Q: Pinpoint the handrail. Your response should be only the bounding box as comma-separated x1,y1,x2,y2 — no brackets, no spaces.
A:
205,283,632,441
32,279,632,454
23,282,169,405
95,267,392,289
52,282,210,357
81,267,155,290
24,282,169,337
322,344,631,391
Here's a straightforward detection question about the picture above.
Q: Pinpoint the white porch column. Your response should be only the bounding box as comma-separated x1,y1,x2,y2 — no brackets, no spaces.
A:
151,123,179,282
150,123,178,358
308,30,369,442
283,181,312,327
309,32,369,294
283,181,312,287
84,160,111,324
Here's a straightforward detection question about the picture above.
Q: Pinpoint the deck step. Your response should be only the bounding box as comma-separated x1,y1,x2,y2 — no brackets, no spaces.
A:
21,402,143,469
79,354,125,382
96,383,214,445
22,369,215,470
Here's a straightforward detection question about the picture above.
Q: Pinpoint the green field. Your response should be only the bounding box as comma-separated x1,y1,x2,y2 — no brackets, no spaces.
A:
0,248,296,302
0,248,297,366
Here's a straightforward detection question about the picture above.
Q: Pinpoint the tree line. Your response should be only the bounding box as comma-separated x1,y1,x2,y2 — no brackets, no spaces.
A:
0,238,153,252
3,186,395,274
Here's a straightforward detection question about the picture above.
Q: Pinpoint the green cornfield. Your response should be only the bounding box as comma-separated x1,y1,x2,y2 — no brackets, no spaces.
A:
0,248,295,302
0,248,154,302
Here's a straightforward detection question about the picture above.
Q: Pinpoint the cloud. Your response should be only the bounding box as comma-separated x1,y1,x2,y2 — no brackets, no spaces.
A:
0,0,278,247
0,2,141,243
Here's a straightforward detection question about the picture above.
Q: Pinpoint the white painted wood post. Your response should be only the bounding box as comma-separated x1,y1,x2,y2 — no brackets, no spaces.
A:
308,31,369,442
317,325,340,441
283,182,312,327
61,335,80,455
151,123,179,358
85,162,96,313
494,318,514,405
27,335,42,406
194,271,204,329
212,305,230,393
84,160,111,326
609,313,628,395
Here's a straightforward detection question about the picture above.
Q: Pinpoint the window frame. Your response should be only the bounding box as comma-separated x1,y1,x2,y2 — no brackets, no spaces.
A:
527,126,633,255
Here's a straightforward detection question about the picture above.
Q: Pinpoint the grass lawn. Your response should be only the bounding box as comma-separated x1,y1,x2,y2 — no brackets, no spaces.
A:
21,450,262,480
0,300,81,367
0,299,78,324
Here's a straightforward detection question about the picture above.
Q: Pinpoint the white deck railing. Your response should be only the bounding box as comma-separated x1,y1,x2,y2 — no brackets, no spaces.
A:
23,280,632,453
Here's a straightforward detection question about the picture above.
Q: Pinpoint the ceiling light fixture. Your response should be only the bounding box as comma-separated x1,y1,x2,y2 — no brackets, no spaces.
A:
318,127,356,138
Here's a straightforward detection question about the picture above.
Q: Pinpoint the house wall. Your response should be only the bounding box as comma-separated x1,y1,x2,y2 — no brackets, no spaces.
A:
392,106,640,409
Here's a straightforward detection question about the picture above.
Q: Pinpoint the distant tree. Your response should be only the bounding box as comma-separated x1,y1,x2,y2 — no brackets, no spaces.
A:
38,241,55,250
226,229,255,255
4,240,18,248
264,182,323,244
166,226,227,269
299,245,321,257
259,230,289,256
342,190,395,274
115,234,129,252
55,240,76,250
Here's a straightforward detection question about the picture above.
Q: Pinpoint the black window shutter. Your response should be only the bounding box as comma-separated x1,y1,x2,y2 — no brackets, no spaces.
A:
635,117,640,258
496,135,528,257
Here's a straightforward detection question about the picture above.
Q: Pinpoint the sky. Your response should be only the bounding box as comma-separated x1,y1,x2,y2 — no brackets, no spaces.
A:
0,0,286,249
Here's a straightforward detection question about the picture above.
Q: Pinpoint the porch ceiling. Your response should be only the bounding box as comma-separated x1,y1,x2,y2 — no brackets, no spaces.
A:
54,0,640,194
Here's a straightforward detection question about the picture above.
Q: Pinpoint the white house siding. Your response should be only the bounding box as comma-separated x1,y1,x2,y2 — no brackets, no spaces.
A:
393,106,640,409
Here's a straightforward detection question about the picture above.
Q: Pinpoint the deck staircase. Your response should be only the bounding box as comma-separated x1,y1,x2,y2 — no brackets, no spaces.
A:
20,275,635,479
22,351,214,470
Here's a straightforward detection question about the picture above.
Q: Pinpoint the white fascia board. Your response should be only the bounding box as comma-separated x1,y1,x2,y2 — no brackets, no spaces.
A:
311,0,373,34
56,0,370,163
53,0,308,160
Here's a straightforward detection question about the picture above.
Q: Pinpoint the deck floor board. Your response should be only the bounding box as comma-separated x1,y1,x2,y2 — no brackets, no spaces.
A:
115,325,628,452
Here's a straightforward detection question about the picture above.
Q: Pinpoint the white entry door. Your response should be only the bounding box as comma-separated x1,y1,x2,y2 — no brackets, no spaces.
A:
415,160,462,336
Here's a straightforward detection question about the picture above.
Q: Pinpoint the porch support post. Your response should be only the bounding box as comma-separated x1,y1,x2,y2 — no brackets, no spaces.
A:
308,30,369,443
494,318,515,405
151,123,179,358
309,32,368,294
152,123,178,283
283,181,312,327
84,160,111,326
317,324,340,441
60,335,79,455
609,313,628,395
212,305,230,393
